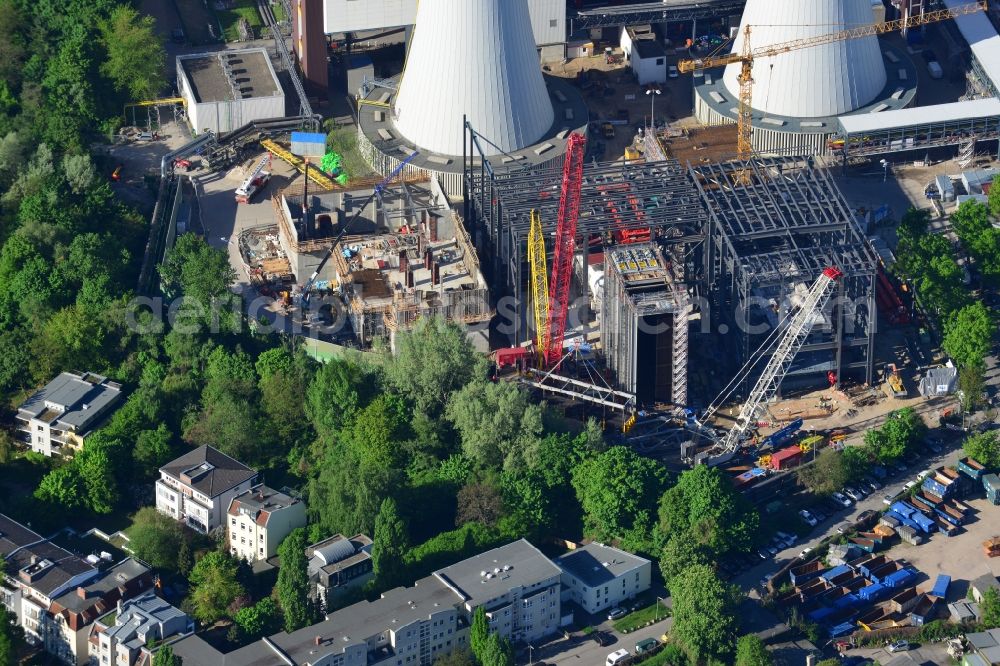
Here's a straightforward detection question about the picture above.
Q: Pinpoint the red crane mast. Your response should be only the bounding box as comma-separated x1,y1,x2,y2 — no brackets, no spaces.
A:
543,133,587,367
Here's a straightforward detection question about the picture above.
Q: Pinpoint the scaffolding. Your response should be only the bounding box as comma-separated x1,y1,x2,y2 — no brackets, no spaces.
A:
692,157,879,391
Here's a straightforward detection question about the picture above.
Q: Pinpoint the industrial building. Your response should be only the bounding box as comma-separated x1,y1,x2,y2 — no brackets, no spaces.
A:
693,0,918,155
620,25,668,85
271,177,492,349
355,0,588,195
176,49,285,135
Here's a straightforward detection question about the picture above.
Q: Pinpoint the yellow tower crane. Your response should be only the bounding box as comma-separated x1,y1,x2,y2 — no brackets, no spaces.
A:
677,1,986,175
527,209,550,361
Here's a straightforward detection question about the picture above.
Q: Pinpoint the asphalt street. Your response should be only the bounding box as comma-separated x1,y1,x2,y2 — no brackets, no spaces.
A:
526,617,673,666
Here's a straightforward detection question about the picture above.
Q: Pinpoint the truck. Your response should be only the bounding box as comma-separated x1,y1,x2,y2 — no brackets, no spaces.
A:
235,155,271,204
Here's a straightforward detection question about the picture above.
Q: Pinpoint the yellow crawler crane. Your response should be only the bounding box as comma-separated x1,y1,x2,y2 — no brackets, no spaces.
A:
527,209,549,362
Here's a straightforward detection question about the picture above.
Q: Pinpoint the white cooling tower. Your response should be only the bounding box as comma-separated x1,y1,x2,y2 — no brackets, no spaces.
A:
393,0,555,157
722,0,888,118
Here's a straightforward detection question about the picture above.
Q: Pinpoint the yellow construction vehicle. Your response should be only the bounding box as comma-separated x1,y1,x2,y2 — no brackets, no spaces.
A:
677,1,986,172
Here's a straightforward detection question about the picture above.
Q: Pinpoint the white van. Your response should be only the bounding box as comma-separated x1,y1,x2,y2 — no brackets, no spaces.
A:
607,649,631,666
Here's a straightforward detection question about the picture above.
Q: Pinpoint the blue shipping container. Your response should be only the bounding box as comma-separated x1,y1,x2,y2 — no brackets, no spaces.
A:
884,569,917,588
858,582,886,601
890,502,914,518
828,622,856,638
931,574,951,598
820,565,853,582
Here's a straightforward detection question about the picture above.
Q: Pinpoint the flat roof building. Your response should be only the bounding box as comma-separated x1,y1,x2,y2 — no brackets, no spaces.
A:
15,372,124,457
89,591,193,666
177,48,285,135
556,543,652,615
306,533,374,610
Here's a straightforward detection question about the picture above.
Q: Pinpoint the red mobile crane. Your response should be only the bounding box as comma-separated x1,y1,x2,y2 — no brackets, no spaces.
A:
540,133,587,367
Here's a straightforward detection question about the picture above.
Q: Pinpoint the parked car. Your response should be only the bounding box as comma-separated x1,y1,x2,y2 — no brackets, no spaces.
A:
882,493,895,506
757,548,770,560
836,522,853,535
857,510,878,524
776,531,797,545
811,508,827,522
799,509,818,526
608,608,627,621
831,492,853,507
766,545,779,557
887,640,911,653
904,480,918,491
799,547,813,559
634,638,659,655
927,440,944,455
844,487,865,502
916,469,933,481
864,476,882,491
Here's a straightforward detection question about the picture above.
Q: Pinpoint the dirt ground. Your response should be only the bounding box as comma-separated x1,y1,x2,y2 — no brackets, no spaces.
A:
886,497,1000,599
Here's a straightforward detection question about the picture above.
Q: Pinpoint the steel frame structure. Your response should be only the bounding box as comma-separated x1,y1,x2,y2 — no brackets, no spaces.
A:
693,157,878,390
834,113,1000,160
464,124,708,345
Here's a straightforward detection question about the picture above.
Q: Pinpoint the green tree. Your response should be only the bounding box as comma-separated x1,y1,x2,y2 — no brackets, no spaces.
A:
944,302,994,369
76,444,119,513
233,597,281,639
187,551,245,625
669,564,739,664
959,363,987,413
152,644,182,666
446,378,544,470
456,481,504,528
734,634,772,666
796,448,850,496
372,498,409,590
384,316,479,416
276,528,313,632
134,425,174,476
989,175,1000,217
863,408,925,463
433,648,476,666
982,586,1000,628
34,465,84,508
127,507,185,571
99,5,166,100
952,200,1000,285
177,540,194,577
305,358,367,438
657,465,759,555
158,234,237,326
480,632,514,666
572,446,669,548
659,536,712,586
965,431,1000,469
470,606,489,660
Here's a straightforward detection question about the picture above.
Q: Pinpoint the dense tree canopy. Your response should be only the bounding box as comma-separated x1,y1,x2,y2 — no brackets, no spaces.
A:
735,634,773,666
669,564,740,664
952,200,1000,286
863,408,926,463
943,302,994,369
187,551,245,625
893,211,967,317
372,498,409,590
658,465,758,556
276,528,313,632
572,446,669,550
965,431,1000,469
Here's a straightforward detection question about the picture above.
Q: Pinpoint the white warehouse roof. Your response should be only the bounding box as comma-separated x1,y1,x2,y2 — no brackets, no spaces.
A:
837,97,1000,134
392,0,554,156
944,0,1000,94
723,0,887,118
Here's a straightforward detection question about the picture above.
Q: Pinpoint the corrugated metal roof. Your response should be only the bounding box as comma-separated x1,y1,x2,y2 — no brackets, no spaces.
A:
394,0,554,156
722,0,886,117
838,98,1000,134
944,0,1000,93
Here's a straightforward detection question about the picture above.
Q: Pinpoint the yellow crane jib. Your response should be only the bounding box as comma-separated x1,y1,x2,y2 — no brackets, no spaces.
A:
527,209,550,361
260,138,337,190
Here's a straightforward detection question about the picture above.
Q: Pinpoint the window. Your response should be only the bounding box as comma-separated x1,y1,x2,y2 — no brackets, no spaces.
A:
36,425,44,431
656,58,664,65
259,547,264,555
549,19,557,27
231,518,236,526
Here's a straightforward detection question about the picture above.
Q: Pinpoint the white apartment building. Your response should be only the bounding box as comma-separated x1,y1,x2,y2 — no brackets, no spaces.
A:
14,372,123,457
227,484,307,563
89,591,193,666
434,539,563,645
556,542,652,614
155,446,257,534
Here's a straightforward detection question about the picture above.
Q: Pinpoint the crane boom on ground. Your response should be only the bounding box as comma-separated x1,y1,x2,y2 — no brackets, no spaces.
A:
528,209,550,359
677,0,986,163
712,267,844,457
542,133,587,367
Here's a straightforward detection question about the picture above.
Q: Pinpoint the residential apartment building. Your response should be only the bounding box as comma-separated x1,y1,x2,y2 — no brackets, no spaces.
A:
434,540,563,645
227,484,306,562
306,533,374,609
0,514,152,666
89,591,194,666
155,445,257,533
15,372,123,457
556,542,652,614
170,539,565,666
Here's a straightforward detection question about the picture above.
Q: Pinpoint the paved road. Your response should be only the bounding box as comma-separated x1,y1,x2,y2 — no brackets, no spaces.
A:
524,618,673,666
735,437,967,595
